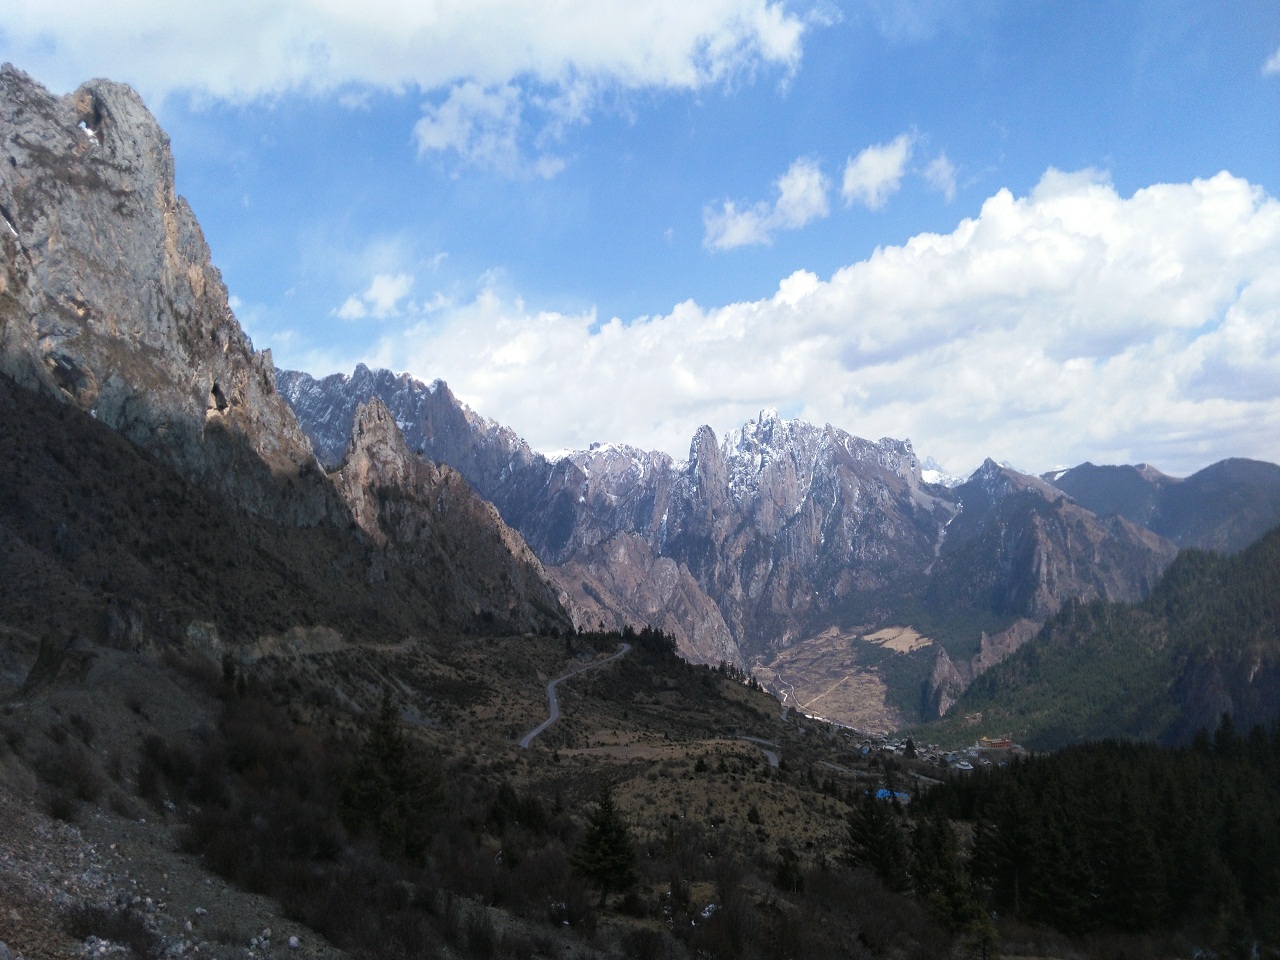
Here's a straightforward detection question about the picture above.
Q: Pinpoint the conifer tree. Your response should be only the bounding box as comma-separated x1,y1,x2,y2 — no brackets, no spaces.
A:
338,692,442,860
571,784,637,906
911,812,975,933
846,790,909,891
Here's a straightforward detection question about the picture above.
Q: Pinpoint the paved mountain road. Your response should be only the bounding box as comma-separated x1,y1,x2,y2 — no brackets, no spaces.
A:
737,735,780,768
519,642,632,748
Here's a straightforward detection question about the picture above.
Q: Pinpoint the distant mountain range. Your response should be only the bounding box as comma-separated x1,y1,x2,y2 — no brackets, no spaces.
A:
1042,459,1280,554
277,366,1280,731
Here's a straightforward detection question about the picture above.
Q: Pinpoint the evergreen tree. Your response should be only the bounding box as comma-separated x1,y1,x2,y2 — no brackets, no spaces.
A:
846,790,910,891
337,693,442,860
911,811,976,933
774,846,804,893
571,784,638,906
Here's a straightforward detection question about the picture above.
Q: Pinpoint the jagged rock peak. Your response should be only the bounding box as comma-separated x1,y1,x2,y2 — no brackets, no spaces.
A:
686,425,726,490
724,409,812,456
346,362,447,396
967,458,1063,503
347,397,409,460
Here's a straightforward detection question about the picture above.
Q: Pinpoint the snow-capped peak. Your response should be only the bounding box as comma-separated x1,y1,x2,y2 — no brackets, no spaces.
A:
921,456,965,488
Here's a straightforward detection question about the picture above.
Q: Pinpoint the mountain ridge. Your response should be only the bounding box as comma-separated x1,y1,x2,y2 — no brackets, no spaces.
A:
278,365,1190,729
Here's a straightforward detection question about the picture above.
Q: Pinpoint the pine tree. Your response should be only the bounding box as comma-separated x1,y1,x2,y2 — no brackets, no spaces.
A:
337,692,442,860
911,812,976,933
571,784,637,906
846,790,910,892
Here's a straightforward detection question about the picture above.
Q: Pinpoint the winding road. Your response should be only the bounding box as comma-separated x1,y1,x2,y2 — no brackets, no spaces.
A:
519,642,632,748
737,735,781,768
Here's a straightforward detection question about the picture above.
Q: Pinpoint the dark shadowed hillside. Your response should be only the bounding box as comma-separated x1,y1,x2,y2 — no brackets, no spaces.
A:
1045,458,1280,553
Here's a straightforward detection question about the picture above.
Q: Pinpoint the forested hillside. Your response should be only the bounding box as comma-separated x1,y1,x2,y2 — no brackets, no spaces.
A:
910,724,1280,952
926,526,1280,748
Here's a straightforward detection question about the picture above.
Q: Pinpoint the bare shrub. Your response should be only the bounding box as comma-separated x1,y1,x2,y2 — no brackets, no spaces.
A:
33,740,104,802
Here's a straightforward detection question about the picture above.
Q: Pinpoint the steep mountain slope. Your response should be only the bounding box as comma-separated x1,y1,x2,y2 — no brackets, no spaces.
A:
0,66,568,643
933,461,1176,622
0,372,540,651
909,460,1177,716
331,398,566,631
931,525,1280,748
1044,458,1280,553
1154,458,1280,553
280,367,963,656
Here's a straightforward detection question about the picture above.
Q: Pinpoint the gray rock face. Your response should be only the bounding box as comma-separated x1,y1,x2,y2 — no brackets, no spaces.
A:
0,67,569,640
935,460,1178,620
554,533,741,665
331,399,568,634
0,65,320,520
280,367,973,664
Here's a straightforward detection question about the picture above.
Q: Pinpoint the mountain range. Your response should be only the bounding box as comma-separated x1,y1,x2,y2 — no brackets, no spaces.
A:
5,59,1280,741
5,63,1280,960
276,366,1280,730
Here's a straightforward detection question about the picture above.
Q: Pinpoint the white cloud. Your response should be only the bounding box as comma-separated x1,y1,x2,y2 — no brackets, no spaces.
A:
334,272,414,320
1265,46,1280,75
0,2,804,102
1,1,806,178
337,90,372,111
704,157,830,249
862,0,965,41
924,152,956,202
414,82,524,175
317,170,1280,477
842,133,916,210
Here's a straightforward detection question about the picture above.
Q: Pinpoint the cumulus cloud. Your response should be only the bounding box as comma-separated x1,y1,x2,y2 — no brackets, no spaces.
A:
315,170,1280,477
0,1,804,102
924,152,956,202
1265,46,1280,75
704,157,830,249
842,132,916,209
2,1,806,177
334,272,414,320
414,82,523,174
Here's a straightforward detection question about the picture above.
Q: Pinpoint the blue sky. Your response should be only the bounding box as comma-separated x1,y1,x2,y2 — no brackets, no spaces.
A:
3,1,1280,475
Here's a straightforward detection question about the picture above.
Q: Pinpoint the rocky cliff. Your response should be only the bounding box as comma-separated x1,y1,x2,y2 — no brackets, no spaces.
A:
0,65,321,520
331,398,567,634
0,66,569,643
